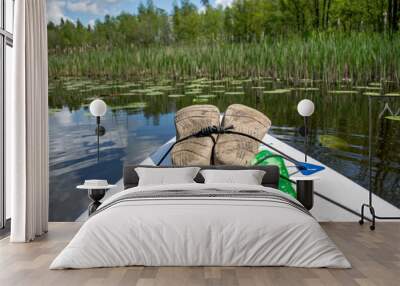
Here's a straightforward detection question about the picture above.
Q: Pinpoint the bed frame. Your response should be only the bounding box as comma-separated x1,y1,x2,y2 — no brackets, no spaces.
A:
123,164,315,210
123,165,280,190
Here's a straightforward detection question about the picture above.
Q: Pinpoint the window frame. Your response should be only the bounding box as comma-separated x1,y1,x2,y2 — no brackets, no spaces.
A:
1,0,14,229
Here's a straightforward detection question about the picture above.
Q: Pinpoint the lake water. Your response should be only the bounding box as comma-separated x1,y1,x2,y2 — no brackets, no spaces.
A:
49,77,400,221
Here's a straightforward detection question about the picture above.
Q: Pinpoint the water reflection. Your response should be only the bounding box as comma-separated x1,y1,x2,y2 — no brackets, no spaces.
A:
49,108,175,221
49,78,400,221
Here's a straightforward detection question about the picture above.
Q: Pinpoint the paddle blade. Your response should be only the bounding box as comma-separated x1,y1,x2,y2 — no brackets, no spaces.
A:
297,162,325,175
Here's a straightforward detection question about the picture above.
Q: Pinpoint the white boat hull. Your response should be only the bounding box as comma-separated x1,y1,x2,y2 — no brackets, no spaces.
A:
141,135,400,222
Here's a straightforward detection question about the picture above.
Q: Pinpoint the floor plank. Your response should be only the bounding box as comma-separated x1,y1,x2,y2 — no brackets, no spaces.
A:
0,222,399,286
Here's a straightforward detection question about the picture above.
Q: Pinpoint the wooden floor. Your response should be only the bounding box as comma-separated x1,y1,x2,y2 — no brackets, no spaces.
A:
0,222,399,286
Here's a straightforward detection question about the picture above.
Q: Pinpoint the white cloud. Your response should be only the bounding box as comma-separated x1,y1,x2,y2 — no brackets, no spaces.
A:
47,0,70,24
198,6,206,14
88,19,96,27
216,0,234,8
66,1,101,15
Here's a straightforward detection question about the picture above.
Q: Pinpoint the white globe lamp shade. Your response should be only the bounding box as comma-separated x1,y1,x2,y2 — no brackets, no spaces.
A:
297,99,315,117
89,99,107,117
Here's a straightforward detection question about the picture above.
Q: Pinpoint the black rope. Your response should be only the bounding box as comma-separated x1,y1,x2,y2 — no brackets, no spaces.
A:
156,125,299,186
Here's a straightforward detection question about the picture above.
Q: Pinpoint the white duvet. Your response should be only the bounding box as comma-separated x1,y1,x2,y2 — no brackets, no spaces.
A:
50,183,351,269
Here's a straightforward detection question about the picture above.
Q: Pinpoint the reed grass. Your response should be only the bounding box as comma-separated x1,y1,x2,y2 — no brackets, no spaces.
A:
48,33,400,85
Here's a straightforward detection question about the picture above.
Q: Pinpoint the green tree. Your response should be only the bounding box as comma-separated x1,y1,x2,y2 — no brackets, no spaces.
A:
173,0,201,41
227,0,282,41
137,0,171,44
47,0,400,51
200,5,225,40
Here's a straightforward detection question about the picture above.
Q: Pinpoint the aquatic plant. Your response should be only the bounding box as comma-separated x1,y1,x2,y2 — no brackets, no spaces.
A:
385,116,400,121
263,89,292,94
168,94,185,98
192,98,209,103
319,135,350,151
48,33,400,86
328,90,359,95
110,102,147,110
363,92,381,96
295,87,320,91
225,91,245,95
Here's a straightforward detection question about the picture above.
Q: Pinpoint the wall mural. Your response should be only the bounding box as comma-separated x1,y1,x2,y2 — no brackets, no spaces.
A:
46,0,400,221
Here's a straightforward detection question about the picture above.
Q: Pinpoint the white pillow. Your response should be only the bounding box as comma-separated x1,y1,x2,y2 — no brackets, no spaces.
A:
200,169,266,185
135,167,200,186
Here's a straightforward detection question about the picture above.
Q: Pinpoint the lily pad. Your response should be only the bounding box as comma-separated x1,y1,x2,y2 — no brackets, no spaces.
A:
192,98,209,103
191,78,208,83
296,87,320,91
186,84,206,89
119,92,138,96
151,85,174,91
263,89,292,95
369,82,382,87
354,86,381,91
365,86,382,91
383,80,396,84
146,91,164,96
110,102,147,111
168,94,185,98
261,76,274,80
185,90,203,95
49,108,62,115
87,85,113,91
230,80,243,85
133,89,150,94
319,135,350,151
225,91,245,95
385,116,400,121
364,92,381,96
114,83,141,88
328,90,359,95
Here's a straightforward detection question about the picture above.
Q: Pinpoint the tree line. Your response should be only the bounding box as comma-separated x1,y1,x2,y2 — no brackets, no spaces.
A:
48,0,399,51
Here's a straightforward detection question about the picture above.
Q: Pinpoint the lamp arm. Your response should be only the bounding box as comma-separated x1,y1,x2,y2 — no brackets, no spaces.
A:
96,116,100,162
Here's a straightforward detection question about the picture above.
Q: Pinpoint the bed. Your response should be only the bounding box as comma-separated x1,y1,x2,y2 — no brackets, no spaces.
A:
50,165,350,269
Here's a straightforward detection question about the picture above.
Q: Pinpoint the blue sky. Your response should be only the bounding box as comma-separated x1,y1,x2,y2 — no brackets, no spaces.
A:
47,0,234,25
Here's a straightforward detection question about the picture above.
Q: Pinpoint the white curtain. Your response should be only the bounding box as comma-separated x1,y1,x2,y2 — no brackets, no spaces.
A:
8,0,49,242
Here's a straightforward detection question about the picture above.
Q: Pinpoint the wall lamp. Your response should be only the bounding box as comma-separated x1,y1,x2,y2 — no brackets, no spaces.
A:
89,99,107,162
297,99,315,162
